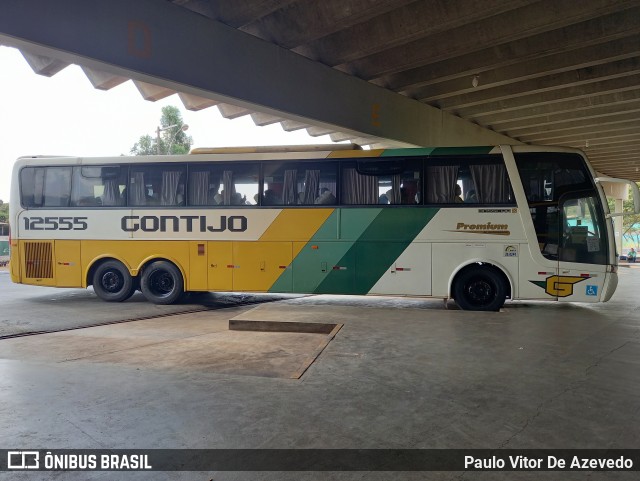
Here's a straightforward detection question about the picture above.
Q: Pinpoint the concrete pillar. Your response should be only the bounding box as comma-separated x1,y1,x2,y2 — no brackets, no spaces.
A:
600,181,628,256
614,198,624,256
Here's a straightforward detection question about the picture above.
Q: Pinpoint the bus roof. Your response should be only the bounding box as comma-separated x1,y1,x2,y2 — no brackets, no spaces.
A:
189,144,362,154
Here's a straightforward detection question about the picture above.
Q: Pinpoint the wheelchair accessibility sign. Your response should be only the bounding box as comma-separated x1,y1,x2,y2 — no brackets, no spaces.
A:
586,285,598,296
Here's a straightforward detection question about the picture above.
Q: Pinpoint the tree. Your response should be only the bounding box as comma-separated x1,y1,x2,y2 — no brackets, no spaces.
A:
0,202,8,223
130,106,192,155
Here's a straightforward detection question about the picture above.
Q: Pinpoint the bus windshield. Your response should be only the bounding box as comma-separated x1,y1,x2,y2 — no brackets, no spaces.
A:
514,152,609,265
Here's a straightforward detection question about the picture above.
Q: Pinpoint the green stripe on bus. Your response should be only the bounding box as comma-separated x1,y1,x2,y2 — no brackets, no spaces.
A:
315,208,382,241
430,146,495,155
269,209,382,293
380,148,436,157
314,208,439,294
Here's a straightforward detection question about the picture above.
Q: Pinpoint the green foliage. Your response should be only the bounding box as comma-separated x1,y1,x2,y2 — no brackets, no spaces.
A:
607,184,640,246
130,106,193,155
130,134,156,156
0,202,8,223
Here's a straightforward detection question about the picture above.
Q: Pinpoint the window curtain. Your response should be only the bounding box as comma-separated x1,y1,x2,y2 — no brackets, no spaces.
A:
342,168,377,204
470,164,509,203
282,169,298,205
102,179,121,206
189,171,210,206
222,170,235,205
389,174,402,204
161,171,182,205
302,169,320,204
130,172,146,206
425,165,459,203
33,168,46,206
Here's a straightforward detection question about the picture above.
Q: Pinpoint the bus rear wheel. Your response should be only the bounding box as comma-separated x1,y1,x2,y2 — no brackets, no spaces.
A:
92,260,135,302
140,261,184,305
453,266,506,311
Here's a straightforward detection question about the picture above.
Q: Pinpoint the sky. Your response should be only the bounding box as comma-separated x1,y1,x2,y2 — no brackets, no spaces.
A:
0,46,339,203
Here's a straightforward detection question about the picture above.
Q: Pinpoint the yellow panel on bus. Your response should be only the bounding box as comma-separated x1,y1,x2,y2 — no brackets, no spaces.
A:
188,241,208,291
207,241,233,291
232,242,292,292
54,240,82,287
259,208,333,243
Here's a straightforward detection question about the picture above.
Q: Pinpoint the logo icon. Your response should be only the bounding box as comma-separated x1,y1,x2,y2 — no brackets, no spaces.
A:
586,285,598,296
7,451,39,469
504,245,518,257
448,222,510,236
530,275,588,297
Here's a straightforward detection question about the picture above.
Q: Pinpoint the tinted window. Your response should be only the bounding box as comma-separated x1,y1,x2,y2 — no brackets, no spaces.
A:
514,152,605,262
262,161,338,206
424,155,514,205
71,166,128,207
187,162,259,206
129,164,187,207
341,158,421,205
21,166,72,208
514,152,593,202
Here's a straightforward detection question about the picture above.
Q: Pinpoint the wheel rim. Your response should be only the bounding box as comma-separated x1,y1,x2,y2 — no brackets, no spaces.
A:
101,270,124,293
148,269,175,298
465,277,496,307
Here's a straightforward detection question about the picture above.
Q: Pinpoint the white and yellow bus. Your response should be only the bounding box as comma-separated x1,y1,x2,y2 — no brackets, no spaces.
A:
8,144,639,310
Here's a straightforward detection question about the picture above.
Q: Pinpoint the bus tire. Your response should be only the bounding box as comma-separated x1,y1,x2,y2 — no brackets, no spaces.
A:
140,260,184,305
92,260,135,302
453,266,507,312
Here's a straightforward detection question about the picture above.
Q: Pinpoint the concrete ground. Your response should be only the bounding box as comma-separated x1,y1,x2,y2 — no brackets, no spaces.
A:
1,265,639,480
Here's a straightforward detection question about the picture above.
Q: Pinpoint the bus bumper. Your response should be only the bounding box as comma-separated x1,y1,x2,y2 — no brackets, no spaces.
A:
9,240,20,283
602,271,618,302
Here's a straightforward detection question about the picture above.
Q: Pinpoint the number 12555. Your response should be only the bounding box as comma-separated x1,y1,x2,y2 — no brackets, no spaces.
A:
23,216,88,231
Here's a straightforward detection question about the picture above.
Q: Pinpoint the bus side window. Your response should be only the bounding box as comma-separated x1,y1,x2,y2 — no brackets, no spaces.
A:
262,161,337,206
424,155,512,205
188,169,218,206
130,165,186,207
71,166,127,207
20,167,45,207
20,167,72,208
341,159,420,205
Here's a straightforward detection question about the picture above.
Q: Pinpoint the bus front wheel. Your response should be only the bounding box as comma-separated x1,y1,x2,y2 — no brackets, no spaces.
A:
453,266,507,311
92,260,135,302
140,261,184,305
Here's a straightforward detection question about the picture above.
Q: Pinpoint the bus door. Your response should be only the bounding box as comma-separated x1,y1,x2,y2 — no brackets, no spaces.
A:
555,191,608,303
514,191,561,301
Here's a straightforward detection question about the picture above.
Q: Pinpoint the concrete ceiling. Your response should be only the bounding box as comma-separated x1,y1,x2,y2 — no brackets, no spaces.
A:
1,0,639,180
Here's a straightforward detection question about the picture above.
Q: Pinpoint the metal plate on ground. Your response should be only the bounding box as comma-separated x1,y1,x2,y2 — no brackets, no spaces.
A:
0,310,342,379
